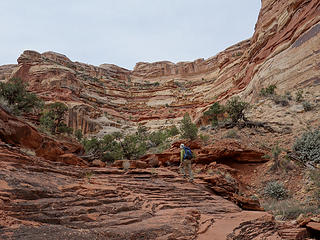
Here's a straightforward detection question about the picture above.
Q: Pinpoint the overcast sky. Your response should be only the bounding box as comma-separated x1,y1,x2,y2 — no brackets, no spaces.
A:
0,0,261,70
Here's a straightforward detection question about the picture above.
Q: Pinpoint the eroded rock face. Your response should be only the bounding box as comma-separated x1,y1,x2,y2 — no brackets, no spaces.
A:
241,0,320,102
0,64,17,81
140,139,265,167
0,107,85,166
4,0,319,137
0,142,235,239
0,141,289,240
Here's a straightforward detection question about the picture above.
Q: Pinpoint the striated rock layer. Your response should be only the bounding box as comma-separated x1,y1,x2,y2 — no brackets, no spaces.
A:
1,141,303,240
0,107,85,166
3,0,319,136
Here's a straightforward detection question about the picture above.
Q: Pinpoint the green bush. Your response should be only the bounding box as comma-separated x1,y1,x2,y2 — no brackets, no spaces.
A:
263,181,288,200
295,89,304,102
284,91,292,100
149,130,167,147
272,94,289,106
260,85,277,96
0,77,43,114
167,125,179,137
82,133,124,162
75,129,83,141
137,124,148,140
293,128,320,165
309,169,320,205
263,199,320,220
180,113,198,140
302,101,312,111
223,129,239,139
40,102,72,135
82,137,102,155
270,144,282,171
226,97,249,124
121,134,147,160
204,102,225,126
200,134,210,143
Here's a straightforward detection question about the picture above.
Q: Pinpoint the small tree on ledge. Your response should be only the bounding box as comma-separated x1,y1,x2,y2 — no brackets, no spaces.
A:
226,96,249,124
180,113,198,140
40,102,72,135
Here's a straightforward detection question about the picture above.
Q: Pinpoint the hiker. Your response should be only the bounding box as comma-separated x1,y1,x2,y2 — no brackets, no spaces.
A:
179,143,194,182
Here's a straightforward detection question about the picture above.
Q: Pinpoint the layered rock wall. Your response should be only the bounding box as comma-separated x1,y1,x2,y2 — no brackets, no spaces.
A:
3,0,319,136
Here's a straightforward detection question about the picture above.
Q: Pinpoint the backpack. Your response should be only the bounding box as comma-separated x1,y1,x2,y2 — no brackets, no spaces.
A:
183,147,193,160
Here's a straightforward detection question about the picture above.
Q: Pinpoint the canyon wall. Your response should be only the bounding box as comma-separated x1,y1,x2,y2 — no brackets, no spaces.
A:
3,0,319,136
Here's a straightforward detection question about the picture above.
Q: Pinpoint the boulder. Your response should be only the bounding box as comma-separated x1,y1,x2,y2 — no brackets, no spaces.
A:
59,153,87,166
91,160,106,168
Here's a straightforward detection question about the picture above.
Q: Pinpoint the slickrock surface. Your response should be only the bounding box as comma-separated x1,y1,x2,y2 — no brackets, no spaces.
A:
0,141,243,240
0,141,312,240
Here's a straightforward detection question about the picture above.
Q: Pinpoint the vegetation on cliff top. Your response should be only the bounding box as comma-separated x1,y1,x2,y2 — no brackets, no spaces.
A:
0,77,43,114
204,96,249,127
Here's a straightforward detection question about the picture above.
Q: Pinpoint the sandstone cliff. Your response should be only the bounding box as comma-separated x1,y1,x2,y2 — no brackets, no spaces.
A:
4,1,319,137
0,0,320,239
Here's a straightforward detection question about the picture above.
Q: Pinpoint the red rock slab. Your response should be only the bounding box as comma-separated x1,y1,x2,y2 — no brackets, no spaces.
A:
198,212,276,240
307,221,320,232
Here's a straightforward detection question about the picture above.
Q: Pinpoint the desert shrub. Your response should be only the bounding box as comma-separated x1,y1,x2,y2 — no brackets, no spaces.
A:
0,77,43,114
121,134,147,160
82,137,102,155
279,156,296,172
284,91,292,100
180,113,198,140
58,125,73,135
263,199,320,220
223,129,239,139
302,101,312,111
75,129,83,141
260,84,277,96
200,134,210,143
225,97,249,124
262,154,271,160
82,133,124,162
270,144,282,171
154,141,171,154
204,102,225,126
40,102,72,135
149,130,167,147
293,128,320,165
272,94,289,106
167,125,179,137
309,169,320,204
102,134,124,162
295,89,304,102
137,124,148,140
101,147,123,162
263,181,288,200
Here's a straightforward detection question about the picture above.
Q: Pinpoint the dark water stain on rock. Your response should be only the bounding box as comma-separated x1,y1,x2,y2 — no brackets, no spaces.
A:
295,76,320,87
292,23,320,48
